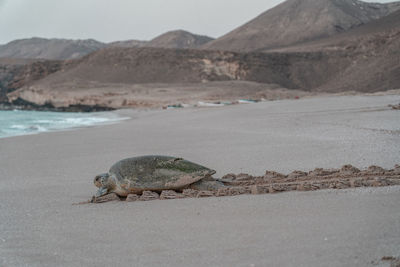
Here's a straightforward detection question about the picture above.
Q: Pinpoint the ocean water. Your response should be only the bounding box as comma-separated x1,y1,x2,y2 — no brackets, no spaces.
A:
0,110,128,138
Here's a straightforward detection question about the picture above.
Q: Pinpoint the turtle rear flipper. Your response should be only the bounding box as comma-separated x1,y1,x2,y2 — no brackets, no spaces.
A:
189,180,225,191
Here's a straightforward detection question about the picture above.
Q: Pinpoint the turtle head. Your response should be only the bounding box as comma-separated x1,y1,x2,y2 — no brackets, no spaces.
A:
94,173,111,188
93,173,117,198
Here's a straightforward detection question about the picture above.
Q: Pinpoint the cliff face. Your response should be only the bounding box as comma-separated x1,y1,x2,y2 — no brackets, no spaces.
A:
0,59,65,102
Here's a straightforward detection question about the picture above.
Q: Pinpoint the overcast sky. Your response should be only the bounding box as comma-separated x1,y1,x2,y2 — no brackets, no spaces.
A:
0,0,396,44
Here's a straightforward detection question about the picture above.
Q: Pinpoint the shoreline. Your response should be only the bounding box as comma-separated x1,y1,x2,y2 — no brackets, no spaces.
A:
1,92,399,140
2,87,399,112
0,101,115,113
0,109,130,139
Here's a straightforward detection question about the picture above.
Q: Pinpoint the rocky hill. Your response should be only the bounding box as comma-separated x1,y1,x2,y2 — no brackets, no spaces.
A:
202,0,400,52
4,46,351,109
0,38,106,60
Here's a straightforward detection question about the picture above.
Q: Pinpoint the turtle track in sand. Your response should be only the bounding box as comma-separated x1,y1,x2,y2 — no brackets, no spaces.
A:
90,164,400,203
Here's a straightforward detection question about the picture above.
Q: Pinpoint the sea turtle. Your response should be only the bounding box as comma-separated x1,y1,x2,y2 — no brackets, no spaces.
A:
93,155,225,198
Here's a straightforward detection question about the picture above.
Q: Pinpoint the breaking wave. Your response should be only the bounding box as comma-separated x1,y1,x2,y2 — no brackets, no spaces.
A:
0,110,128,138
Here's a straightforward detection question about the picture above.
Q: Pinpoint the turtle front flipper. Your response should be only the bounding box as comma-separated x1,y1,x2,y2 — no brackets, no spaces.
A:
95,187,109,198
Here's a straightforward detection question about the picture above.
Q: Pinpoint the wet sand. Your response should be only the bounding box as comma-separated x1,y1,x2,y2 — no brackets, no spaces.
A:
1,95,400,266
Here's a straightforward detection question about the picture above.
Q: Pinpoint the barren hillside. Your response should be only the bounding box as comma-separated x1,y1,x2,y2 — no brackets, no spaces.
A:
271,9,400,92
8,46,352,90
202,0,400,52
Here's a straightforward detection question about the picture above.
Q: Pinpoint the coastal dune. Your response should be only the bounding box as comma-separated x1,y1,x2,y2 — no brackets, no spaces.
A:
1,95,400,266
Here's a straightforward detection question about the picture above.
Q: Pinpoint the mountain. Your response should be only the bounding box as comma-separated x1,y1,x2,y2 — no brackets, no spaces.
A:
3,46,351,106
2,1,400,109
6,6,400,108
0,37,106,60
147,30,214,49
202,0,400,52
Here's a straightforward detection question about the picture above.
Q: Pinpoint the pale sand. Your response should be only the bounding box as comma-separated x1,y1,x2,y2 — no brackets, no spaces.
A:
1,95,400,266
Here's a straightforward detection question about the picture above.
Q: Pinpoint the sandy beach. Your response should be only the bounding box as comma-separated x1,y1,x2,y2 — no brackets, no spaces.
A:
1,94,400,266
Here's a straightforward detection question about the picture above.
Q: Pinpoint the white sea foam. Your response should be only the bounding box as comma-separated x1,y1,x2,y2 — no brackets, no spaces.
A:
10,124,26,129
0,110,128,138
197,101,225,107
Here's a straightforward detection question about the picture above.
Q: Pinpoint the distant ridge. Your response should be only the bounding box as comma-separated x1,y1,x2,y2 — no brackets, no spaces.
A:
0,30,215,60
202,0,400,52
0,37,105,60
147,30,214,49
108,30,214,49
